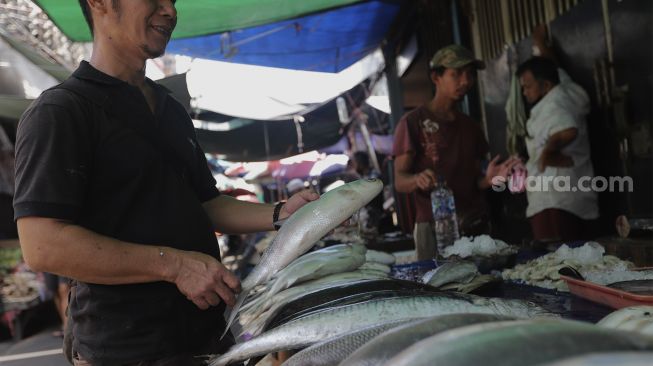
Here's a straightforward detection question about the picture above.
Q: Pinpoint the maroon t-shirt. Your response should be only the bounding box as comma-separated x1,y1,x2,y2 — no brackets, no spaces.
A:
393,106,489,223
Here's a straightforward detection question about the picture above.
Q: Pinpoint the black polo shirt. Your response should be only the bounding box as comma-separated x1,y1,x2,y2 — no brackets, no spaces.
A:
14,61,226,365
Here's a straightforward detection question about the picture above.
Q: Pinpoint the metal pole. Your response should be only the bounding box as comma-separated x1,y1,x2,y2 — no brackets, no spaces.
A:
383,39,404,228
359,119,381,174
451,0,471,116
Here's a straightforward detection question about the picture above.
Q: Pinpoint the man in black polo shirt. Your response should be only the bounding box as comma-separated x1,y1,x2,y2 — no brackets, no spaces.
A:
13,1,318,365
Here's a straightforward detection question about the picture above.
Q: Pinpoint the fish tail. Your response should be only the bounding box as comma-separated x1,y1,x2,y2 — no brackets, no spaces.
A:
221,288,250,340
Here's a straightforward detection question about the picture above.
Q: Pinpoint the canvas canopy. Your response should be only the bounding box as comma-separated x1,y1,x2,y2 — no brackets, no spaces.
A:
34,0,364,42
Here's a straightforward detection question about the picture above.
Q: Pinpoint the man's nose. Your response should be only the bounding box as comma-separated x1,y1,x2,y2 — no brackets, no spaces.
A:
159,0,178,19
460,72,472,88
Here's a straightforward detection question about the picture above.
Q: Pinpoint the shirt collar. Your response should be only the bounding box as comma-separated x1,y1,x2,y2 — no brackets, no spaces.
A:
73,61,124,85
72,61,170,94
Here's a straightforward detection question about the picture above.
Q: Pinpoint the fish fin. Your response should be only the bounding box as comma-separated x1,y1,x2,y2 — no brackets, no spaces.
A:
221,288,250,340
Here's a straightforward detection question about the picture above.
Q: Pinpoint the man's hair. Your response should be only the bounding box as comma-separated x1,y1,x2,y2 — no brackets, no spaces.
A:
430,66,446,77
78,0,120,36
516,57,560,85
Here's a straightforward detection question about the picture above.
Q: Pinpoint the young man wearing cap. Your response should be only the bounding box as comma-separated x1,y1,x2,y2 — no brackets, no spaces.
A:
393,44,518,260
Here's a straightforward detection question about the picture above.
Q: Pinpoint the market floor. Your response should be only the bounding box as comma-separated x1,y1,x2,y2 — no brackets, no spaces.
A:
0,326,68,366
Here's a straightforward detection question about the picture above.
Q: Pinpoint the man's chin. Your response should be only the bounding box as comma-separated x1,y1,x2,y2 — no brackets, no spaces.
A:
452,93,466,101
141,45,166,59
527,97,543,108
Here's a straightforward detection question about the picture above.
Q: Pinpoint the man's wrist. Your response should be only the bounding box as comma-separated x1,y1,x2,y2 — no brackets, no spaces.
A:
158,246,179,283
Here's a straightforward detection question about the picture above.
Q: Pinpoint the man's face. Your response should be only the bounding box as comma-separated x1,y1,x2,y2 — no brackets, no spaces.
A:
520,70,548,106
432,65,476,101
100,0,177,59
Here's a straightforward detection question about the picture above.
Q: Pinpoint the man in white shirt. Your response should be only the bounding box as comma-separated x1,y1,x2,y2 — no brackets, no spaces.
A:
517,56,599,241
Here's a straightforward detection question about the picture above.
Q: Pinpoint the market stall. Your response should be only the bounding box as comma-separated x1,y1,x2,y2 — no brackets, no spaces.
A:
0,247,51,341
206,179,653,366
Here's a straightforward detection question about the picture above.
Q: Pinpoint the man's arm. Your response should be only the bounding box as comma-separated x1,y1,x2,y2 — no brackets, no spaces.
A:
538,127,578,171
533,24,557,64
393,153,436,193
17,217,240,310
202,190,319,234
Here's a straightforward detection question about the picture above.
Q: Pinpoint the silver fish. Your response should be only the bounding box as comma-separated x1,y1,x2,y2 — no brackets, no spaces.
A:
365,250,396,265
208,293,551,366
239,271,385,336
223,179,383,337
597,306,653,335
384,319,653,366
340,313,515,366
243,244,366,315
281,319,419,366
358,262,391,274
423,261,478,288
542,352,653,366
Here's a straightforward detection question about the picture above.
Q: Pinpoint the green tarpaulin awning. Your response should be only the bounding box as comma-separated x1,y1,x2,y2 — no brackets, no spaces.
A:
34,0,364,42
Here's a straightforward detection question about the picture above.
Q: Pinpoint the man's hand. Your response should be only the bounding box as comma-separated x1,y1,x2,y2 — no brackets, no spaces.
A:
279,189,320,221
538,128,578,172
171,250,241,310
533,24,548,45
415,168,437,191
484,155,521,188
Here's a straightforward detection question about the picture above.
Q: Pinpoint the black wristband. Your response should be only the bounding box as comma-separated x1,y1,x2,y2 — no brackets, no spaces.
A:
273,201,286,230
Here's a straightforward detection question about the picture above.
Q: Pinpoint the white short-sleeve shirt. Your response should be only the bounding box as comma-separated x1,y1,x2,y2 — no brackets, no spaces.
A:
524,69,599,220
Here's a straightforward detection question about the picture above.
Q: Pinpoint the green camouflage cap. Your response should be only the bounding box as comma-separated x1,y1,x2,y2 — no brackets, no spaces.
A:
429,44,485,70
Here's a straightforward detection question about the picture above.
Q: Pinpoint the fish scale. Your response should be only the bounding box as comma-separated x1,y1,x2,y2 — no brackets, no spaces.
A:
384,319,653,366
208,293,552,366
340,313,516,366
281,319,420,366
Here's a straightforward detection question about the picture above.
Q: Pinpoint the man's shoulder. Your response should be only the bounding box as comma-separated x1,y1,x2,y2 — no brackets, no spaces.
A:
33,84,84,107
400,105,428,123
20,79,100,128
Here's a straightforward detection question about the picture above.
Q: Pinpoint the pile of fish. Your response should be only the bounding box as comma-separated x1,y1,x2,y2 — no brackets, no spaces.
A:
421,261,498,293
441,235,518,259
222,178,384,336
377,318,653,366
209,292,553,366
501,242,634,291
206,179,653,366
237,244,396,337
209,304,653,366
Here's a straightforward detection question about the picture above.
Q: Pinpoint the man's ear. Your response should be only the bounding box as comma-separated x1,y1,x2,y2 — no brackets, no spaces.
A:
87,0,109,15
541,80,555,94
430,71,440,86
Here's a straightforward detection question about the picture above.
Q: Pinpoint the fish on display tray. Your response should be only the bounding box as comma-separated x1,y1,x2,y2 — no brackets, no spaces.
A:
282,319,417,366
383,319,653,366
222,179,384,337
340,313,515,366
208,293,553,366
